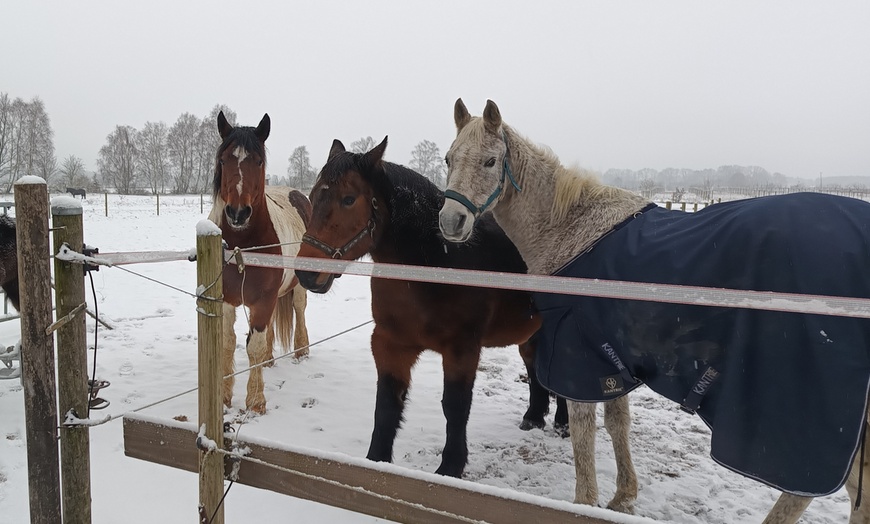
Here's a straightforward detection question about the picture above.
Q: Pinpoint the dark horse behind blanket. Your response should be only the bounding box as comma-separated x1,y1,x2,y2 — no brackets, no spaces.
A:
535,192,870,497
66,187,86,199
0,215,19,311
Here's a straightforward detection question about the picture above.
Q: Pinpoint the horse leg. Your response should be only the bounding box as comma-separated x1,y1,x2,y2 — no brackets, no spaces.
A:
568,400,599,506
292,287,310,357
762,494,812,524
263,323,275,368
603,396,637,514
366,329,420,464
222,303,237,408
244,304,274,414
845,419,870,524
554,395,569,437
518,340,550,431
437,347,481,477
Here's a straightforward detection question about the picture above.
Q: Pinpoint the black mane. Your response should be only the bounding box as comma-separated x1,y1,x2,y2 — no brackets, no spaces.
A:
212,126,267,198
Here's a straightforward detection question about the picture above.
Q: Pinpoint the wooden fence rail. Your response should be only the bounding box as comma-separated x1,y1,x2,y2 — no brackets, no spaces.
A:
123,415,645,524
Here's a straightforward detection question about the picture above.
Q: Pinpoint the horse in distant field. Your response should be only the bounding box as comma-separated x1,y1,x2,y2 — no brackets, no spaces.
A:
295,137,568,478
66,187,86,199
209,111,311,414
0,215,19,312
439,98,870,521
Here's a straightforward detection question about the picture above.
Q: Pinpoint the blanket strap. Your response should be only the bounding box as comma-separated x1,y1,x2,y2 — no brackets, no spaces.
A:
680,365,720,415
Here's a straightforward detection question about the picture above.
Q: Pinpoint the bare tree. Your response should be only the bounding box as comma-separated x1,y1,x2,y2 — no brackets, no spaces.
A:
137,121,170,194
98,125,139,194
0,95,57,191
350,136,376,154
58,154,88,189
194,104,237,194
287,146,316,189
409,139,446,187
167,113,199,194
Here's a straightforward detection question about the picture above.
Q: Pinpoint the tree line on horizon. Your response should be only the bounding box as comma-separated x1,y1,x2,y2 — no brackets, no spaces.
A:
3,91,862,198
0,92,449,195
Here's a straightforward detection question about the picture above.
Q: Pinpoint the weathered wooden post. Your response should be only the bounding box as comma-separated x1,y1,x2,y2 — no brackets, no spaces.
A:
52,196,92,524
15,177,62,524
196,220,224,524
665,201,672,210
156,193,160,216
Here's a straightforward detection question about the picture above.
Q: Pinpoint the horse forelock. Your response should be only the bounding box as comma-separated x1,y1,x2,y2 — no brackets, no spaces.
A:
213,126,267,200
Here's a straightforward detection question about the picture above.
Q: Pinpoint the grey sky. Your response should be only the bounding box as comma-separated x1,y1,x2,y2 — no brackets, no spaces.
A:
3,1,868,182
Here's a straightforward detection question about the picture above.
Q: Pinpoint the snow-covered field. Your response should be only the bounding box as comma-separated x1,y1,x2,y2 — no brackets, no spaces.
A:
0,194,855,523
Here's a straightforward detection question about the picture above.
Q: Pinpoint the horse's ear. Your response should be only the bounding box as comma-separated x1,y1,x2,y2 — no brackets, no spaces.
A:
454,98,471,132
363,136,388,170
483,100,502,134
217,111,233,139
255,114,271,142
328,139,346,161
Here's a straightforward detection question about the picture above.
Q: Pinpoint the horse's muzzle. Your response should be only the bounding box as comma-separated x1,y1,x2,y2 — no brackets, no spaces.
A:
438,203,473,243
225,205,253,228
295,269,335,294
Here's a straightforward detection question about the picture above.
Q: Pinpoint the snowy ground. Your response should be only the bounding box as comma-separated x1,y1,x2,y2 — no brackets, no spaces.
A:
0,194,855,523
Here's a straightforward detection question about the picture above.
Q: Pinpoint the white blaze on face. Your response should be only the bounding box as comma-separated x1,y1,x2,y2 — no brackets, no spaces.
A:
233,146,248,196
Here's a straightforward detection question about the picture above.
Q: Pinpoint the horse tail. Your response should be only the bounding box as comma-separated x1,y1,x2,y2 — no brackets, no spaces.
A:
273,286,296,354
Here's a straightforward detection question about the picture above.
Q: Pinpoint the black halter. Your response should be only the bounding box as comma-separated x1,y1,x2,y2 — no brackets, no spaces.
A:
302,197,379,259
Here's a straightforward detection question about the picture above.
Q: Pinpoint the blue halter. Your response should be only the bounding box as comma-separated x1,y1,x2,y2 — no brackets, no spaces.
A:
444,131,522,218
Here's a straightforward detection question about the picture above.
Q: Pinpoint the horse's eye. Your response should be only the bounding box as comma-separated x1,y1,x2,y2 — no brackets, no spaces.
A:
484,157,496,168
219,159,225,166
444,156,450,167
258,160,264,167
342,196,356,206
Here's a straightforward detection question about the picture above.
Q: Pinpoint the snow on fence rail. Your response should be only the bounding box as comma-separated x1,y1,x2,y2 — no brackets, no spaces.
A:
86,248,870,320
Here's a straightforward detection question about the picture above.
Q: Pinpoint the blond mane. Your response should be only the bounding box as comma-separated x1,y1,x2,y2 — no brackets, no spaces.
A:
506,128,618,224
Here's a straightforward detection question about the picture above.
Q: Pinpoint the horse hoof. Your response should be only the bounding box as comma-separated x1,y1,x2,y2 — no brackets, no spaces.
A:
246,403,266,415
606,498,635,515
553,422,570,438
519,418,545,431
434,464,464,478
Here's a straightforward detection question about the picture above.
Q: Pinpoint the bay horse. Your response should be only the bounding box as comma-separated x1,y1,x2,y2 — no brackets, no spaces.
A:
438,99,870,521
209,112,311,414
295,137,570,478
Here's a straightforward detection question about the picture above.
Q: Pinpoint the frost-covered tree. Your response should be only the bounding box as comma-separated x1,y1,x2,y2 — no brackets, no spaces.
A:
98,125,139,194
409,139,446,187
0,94,57,191
136,121,170,194
195,104,237,193
350,136,376,154
167,113,199,194
287,145,316,189
58,154,88,189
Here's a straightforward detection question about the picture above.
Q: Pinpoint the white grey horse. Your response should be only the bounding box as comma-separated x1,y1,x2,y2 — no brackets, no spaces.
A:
438,98,870,523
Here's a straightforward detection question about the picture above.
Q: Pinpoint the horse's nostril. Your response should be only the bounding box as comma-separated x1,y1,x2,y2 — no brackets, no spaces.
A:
456,213,467,232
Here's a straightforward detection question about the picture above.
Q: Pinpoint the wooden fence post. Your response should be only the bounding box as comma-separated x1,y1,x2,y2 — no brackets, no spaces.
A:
15,178,62,524
52,198,92,524
196,220,224,524
157,193,160,216
104,192,108,217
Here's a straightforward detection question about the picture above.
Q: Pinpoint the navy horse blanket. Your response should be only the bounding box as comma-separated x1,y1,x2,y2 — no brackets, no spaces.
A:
534,192,870,496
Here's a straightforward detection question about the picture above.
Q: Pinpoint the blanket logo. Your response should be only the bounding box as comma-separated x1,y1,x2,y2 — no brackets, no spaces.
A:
600,374,625,396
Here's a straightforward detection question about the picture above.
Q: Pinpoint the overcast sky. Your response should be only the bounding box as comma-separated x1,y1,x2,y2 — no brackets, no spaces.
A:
3,1,868,181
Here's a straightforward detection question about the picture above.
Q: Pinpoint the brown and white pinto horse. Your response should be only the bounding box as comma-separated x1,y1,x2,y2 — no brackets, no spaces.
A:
209,112,311,414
